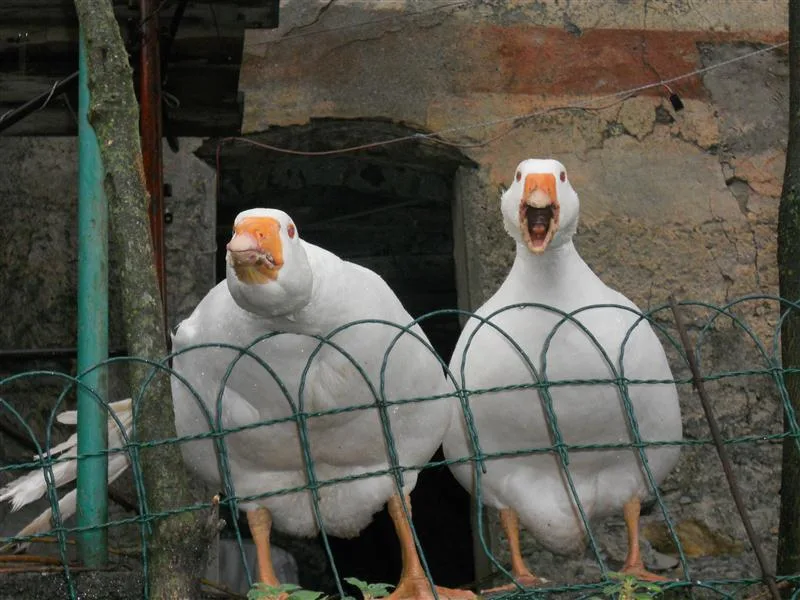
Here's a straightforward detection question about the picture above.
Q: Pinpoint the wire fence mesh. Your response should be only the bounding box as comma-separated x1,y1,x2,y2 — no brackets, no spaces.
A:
0,295,797,599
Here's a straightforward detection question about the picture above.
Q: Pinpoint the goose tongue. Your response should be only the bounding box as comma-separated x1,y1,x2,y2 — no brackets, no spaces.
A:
526,206,552,242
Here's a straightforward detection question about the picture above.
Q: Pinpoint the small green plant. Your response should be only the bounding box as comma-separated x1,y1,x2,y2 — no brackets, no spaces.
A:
588,572,664,600
248,582,328,600
344,577,394,600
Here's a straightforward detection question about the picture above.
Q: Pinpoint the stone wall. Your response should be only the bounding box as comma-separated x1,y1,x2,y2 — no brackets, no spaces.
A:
239,0,790,588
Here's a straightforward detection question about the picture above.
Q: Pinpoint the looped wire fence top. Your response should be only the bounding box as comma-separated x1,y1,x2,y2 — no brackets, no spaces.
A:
0,295,798,600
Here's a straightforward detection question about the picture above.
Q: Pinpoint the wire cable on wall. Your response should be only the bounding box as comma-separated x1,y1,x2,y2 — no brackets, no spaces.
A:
216,40,788,158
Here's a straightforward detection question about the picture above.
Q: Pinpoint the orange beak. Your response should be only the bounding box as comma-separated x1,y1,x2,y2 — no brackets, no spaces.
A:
523,173,557,206
519,172,559,254
227,217,284,283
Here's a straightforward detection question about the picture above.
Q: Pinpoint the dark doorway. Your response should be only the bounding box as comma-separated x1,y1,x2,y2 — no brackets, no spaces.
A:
199,119,475,592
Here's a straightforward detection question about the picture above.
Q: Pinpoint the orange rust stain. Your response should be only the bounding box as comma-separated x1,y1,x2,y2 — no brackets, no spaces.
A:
524,172,557,203
463,26,787,99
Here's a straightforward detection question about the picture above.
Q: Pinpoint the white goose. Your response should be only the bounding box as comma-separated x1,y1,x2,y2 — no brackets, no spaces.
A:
3,208,473,600
172,208,473,599
443,159,682,586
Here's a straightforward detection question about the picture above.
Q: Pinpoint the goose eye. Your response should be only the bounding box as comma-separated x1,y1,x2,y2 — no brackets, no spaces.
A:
515,171,521,182
560,171,566,182
287,223,296,239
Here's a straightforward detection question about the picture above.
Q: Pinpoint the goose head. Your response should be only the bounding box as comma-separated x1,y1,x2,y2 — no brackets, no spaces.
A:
225,208,313,317
500,158,579,254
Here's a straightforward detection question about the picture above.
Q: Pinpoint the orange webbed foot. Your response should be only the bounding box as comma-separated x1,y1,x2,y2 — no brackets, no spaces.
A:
385,577,476,600
481,572,548,595
619,562,670,582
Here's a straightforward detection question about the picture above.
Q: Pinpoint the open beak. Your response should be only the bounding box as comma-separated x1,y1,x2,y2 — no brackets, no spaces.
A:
226,217,283,283
227,231,277,270
519,173,560,254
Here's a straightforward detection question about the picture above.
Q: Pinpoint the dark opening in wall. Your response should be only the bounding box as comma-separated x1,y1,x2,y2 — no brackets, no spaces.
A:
198,119,476,591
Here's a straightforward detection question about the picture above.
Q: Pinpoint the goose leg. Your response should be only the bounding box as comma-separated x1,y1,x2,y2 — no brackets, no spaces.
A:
247,507,281,586
481,508,544,593
620,497,667,582
385,494,475,600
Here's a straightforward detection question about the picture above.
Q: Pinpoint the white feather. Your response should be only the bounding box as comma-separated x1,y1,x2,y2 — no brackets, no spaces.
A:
0,399,133,550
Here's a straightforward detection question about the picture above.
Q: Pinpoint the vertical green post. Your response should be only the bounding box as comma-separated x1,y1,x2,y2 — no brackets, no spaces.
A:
76,30,109,567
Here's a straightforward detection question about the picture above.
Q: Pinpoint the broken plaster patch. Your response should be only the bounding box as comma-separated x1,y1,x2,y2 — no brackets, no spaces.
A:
617,97,657,140
731,149,785,198
669,99,720,150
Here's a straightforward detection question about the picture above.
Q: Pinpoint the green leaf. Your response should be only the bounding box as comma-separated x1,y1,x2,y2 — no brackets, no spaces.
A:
248,583,284,600
290,590,325,600
365,583,394,597
343,578,394,600
247,583,319,600
345,578,370,591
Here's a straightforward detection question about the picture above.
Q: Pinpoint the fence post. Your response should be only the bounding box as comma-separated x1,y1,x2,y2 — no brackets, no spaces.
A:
76,28,109,568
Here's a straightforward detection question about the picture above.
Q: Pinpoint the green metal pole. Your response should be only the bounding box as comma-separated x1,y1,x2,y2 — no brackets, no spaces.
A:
76,30,109,567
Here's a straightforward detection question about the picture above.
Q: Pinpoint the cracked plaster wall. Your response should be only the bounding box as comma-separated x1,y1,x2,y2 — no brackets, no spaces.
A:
241,0,791,586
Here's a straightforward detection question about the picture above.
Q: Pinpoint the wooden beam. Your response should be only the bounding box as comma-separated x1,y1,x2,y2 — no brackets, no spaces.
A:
0,73,78,104
1,17,248,60
1,0,74,7
0,70,77,134
165,101,243,137
0,104,76,135
0,0,277,136
0,7,76,26
1,101,243,136
164,64,241,105
0,0,277,27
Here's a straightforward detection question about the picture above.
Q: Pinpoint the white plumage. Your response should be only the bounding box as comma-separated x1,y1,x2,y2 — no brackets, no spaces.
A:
0,399,132,550
443,159,682,584
2,208,472,599
171,208,450,539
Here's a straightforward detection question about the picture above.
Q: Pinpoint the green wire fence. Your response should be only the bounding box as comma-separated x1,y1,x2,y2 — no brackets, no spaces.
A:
0,295,797,599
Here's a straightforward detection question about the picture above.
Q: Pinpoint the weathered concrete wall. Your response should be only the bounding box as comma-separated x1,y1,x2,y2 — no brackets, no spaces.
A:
239,0,790,587
0,136,215,344
0,136,215,477
161,139,218,326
